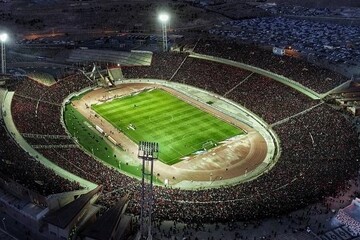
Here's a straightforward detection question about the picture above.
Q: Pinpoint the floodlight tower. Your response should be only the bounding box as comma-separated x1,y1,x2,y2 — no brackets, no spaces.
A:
0,33,8,74
158,13,169,52
138,141,159,240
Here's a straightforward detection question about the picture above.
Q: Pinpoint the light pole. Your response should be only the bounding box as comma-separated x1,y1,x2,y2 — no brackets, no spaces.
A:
2,217,6,231
138,141,159,240
0,33,8,74
158,13,169,52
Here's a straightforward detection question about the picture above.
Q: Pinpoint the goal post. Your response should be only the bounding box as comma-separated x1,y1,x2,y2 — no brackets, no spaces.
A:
202,140,216,151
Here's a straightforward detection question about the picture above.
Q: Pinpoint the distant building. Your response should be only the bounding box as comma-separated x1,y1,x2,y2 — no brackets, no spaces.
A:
335,198,360,234
272,47,285,56
0,175,101,240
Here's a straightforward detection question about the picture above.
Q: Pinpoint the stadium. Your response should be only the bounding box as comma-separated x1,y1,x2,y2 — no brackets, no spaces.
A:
1,39,360,238
1,1,360,239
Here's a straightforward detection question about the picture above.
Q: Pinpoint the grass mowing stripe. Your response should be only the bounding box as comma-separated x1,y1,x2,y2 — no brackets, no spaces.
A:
97,90,176,111
64,104,119,168
97,97,180,117
64,104,163,183
101,102,188,131
92,88,244,165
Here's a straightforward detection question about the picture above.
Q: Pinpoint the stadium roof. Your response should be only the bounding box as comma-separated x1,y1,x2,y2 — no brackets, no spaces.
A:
80,194,129,240
43,185,102,229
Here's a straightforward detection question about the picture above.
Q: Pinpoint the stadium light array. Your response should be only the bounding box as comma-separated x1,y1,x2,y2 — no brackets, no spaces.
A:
0,32,8,74
158,13,170,52
158,13,169,23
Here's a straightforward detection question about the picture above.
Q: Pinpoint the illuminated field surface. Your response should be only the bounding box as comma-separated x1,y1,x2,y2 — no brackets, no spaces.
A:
92,89,244,165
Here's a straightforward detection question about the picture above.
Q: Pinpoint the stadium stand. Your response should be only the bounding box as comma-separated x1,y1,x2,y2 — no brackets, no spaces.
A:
7,52,360,224
11,74,94,136
40,73,94,104
37,148,134,197
13,78,48,100
172,57,253,95
225,74,319,124
122,52,188,80
193,39,349,93
172,57,318,123
11,96,65,135
0,120,81,195
22,136,74,146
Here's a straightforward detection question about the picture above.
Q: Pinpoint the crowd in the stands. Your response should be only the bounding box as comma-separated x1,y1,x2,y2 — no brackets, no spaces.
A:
172,57,252,95
11,96,66,135
146,105,359,223
11,73,93,135
23,137,74,146
41,73,94,104
122,52,188,80
193,39,348,93
172,57,318,124
6,50,360,223
0,120,81,196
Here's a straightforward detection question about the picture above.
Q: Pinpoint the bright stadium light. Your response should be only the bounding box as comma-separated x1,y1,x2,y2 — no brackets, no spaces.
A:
158,13,170,52
0,32,8,74
0,33,8,43
158,13,169,23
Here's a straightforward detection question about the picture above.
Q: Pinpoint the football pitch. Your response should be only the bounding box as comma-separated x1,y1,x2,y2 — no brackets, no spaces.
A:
92,88,243,165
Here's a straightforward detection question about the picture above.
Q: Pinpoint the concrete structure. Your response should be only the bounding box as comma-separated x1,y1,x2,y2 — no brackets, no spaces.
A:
335,198,360,235
80,195,133,240
43,186,102,240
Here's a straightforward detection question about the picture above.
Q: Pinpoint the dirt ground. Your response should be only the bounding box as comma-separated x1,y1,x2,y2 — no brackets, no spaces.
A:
72,83,268,186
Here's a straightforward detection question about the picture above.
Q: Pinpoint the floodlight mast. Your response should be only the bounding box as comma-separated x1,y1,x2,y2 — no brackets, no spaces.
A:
138,141,159,240
159,13,169,52
0,33,8,74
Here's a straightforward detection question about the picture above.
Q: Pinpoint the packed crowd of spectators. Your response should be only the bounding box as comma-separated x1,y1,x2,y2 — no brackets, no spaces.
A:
6,52,360,224
40,73,94,104
122,52,188,80
23,137,74,146
146,105,359,223
116,104,355,223
11,73,94,136
11,96,65,135
14,73,93,105
0,120,81,196
37,148,133,195
226,74,318,124
13,78,49,100
172,57,252,95
173,57,318,123
193,39,348,93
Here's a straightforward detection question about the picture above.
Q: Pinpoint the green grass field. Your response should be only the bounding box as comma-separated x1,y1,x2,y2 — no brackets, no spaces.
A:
64,104,121,167
64,104,155,181
92,88,243,165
